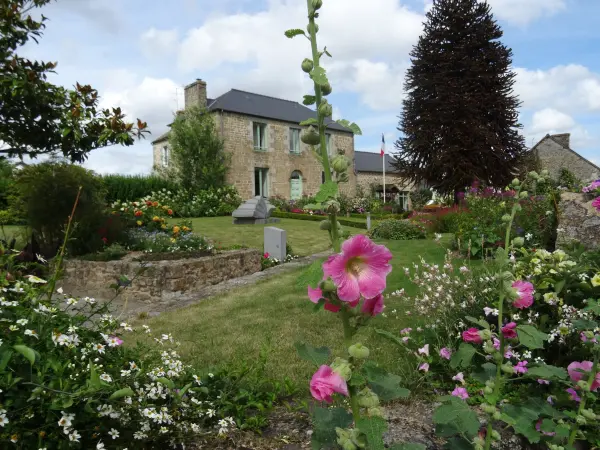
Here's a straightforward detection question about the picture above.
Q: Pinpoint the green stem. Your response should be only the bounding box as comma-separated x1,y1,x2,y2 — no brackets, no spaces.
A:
47,186,82,302
341,306,353,348
567,352,599,446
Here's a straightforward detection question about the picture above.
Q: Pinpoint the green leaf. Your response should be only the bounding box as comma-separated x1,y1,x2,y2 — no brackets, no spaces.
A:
450,343,476,370
310,66,329,86
363,363,410,401
516,325,548,350
88,361,101,390
472,363,497,384
300,117,319,126
0,350,13,372
296,259,324,290
61,127,71,137
572,319,598,331
13,344,35,365
432,398,479,437
62,396,73,409
315,181,338,203
284,28,306,38
303,203,324,210
294,341,330,366
349,372,366,387
442,437,474,450
374,328,406,347
389,444,426,450
157,377,175,389
303,95,316,106
584,299,600,315
465,315,490,329
109,387,135,400
554,278,566,294
555,424,570,439
501,404,541,443
311,407,352,449
526,364,568,380
335,119,363,135
355,416,387,450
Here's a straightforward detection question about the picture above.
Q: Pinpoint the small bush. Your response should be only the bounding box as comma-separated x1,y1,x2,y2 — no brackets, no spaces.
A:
148,186,242,218
10,162,112,257
270,211,367,229
102,174,180,203
368,219,427,240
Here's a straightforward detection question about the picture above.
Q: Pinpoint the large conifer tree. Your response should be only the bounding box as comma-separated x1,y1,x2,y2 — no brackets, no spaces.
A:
393,0,526,197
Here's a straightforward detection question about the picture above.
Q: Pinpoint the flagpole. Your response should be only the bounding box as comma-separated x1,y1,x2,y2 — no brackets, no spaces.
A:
382,133,386,203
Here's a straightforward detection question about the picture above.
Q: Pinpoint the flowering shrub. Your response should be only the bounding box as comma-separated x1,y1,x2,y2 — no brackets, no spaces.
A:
260,245,299,270
147,186,242,218
0,258,235,448
126,229,213,255
111,198,175,233
368,218,427,240
583,179,600,212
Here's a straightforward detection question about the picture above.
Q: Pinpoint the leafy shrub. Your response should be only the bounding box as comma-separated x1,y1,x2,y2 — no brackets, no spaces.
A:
147,186,242,218
410,188,433,210
10,162,113,257
270,211,367,229
368,219,426,240
102,174,179,203
127,229,213,254
557,167,582,191
78,243,128,261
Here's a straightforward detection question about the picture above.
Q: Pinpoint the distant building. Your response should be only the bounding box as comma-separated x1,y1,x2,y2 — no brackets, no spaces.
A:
354,151,416,210
152,79,357,200
532,133,599,181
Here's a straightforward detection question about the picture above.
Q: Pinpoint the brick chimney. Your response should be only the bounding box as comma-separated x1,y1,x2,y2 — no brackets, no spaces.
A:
551,133,570,148
184,79,207,109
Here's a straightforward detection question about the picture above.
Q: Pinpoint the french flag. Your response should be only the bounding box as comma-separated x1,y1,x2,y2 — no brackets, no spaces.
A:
380,133,385,157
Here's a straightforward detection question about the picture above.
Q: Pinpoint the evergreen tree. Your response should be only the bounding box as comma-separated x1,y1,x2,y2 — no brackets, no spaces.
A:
393,0,526,197
167,106,230,192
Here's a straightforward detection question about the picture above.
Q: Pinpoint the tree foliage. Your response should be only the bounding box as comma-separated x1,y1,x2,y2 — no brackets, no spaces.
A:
167,106,230,192
393,0,527,196
0,0,148,162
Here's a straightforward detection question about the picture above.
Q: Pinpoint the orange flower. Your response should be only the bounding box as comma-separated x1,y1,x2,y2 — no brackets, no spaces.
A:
167,209,173,216
173,226,181,234
153,201,159,207
134,210,143,217
152,216,160,222
182,226,190,232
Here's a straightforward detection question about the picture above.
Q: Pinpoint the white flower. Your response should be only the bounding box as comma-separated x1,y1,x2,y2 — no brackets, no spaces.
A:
9,325,18,331
66,298,78,306
24,329,39,339
69,430,81,442
16,318,28,326
525,233,533,241
94,344,106,354
483,307,498,316
0,414,8,427
108,428,119,439
26,275,47,284
97,442,105,450
120,322,133,332
100,373,112,383
56,287,63,294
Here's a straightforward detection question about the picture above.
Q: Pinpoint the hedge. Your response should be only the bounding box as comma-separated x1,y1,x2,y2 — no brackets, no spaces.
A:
348,212,410,220
102,175,180,203
271,211,368,230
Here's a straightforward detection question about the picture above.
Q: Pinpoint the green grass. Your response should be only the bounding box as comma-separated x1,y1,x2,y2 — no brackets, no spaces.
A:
137,237,456,393
184,216,337,256
0,225,25,247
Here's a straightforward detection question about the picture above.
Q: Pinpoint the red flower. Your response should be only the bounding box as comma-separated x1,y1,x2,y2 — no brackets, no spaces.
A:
134,210,143,217
264,252,270,258
167,209,173,216
102,237,108,244
146,200,153,206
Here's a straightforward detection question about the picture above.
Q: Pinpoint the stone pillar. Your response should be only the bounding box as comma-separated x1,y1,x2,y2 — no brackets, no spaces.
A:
184,79,207,110
264,227,287,261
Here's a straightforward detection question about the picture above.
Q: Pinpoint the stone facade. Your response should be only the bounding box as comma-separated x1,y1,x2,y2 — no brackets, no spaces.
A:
533,134,600,182
152,80,356,200
58,249,261,306
556,192,600,250
356,171,415,194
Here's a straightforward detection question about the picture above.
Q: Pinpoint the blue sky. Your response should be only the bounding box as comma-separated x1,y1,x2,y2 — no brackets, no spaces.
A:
20,0,600,173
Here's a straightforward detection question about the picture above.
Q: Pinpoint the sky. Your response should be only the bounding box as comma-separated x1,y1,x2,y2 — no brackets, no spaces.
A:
18,0,600,174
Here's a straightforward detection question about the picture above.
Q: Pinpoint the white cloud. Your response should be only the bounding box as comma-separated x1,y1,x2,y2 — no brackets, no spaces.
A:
487,0,566,26
515,65,600,114
529,108,575,134
140,28,179,60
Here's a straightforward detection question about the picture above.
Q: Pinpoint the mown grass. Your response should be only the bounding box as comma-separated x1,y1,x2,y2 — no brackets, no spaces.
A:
136,237,458,394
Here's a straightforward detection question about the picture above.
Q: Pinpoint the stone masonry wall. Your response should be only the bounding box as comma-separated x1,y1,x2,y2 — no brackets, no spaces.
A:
535,138,600,182
556,192,600,250
356,172,416,194
58,249,261,307
217,111,356,200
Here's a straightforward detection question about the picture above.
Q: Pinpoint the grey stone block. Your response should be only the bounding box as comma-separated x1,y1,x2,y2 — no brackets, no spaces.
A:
264,227,287,261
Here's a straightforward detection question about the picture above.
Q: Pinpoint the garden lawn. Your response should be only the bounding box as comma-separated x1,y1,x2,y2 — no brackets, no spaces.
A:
0,225,25,247
183,216,341,255
138,236,468,394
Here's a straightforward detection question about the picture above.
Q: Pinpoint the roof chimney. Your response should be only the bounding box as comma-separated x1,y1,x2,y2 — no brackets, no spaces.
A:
184,79,207,109
551,133,570,148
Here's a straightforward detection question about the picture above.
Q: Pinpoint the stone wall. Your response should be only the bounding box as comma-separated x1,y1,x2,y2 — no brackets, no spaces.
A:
535,137,600,182
556,192,600,250
58,249,262,307
217,111,356,199
356,171,416,193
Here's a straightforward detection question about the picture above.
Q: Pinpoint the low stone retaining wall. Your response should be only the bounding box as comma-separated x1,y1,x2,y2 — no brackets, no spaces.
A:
556,192,600,250
58,249,262,307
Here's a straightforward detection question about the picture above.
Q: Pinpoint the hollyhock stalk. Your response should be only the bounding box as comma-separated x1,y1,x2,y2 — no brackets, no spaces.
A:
568,353,599,446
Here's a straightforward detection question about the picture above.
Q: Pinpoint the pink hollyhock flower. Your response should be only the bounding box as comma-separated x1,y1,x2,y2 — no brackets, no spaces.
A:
566,388,581,403
418,344,430,356
493,338,500,350
440,348,452,360
512,280,534,309
580,332,598,343
567,361,600,391
501,322,518,339
452,372,465,385
535,419,556,437
451,386,469,400
419,363,429,372
361,294,384,316
263,252,270,258
462,328,483,344
307,286,358,313
593,197,600,212
514,361,528,374
309,365,348,403
537,379,550,385
322,235,392,302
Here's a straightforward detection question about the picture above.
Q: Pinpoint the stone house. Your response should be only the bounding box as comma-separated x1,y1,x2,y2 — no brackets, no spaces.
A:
532,133,599,182
354,151,416,210
152,79,357,200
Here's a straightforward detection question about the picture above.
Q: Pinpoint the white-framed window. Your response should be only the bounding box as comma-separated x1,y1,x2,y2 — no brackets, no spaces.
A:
254,167,269,197
399,191,410,211
161,146,170,167
253,122,268,151
289,128,301,154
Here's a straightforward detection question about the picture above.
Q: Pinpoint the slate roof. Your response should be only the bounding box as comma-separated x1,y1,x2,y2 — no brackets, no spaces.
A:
151,90,351,144
354,151,398,173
